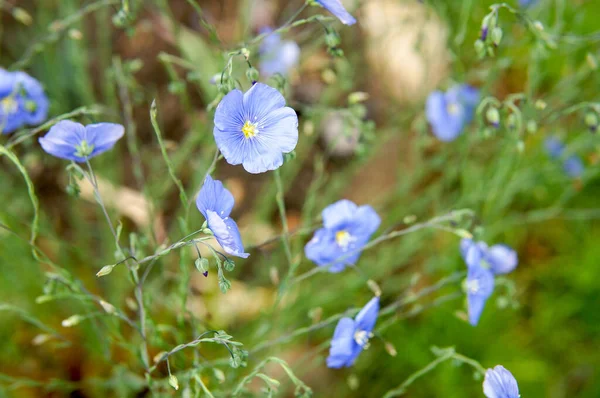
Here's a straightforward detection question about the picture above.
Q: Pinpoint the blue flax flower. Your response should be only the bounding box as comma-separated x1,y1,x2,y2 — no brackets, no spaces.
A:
425,85,479,142
483,365,520,398
544,137,585,178
196,176,249,259
1,68,48,134
213,83,298,174
461,238,518,326
259,28,300,77
327,297,379,368
315,0,356,26
305,199,380,273
39,120,124,162
519,0,538,7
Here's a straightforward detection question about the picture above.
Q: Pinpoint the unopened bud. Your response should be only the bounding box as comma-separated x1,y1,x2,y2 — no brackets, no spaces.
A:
385,341,398,357
534,99,547,110
367,280,382,297
348,92,369,105
240,48,250,60
153,351,167,363
12,8,33,25
533,21,544,31
585,112,598,131
486,107,500,126
32,334,52,346
245,67,259,83
99,300,116,314
194,258,209,277
491,27,503,46
224,258,235,272
96,265,114,277
169,375,179,390
62,314,83,327
526,120,537,134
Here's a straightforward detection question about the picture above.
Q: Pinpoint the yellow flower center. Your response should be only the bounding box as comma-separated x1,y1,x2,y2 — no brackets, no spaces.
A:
447,102,460,115
1,97,18,114
335,230,352,248
242,121,257,138
354,330,373,347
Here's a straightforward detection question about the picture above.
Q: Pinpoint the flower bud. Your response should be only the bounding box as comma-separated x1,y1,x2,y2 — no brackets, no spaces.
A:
534,99,547,110
12,8,32,25
245,67,259,83
348,92,369,105
169,375,179,390
224,258,235,272
62,314,83,328
474,40,486,58
585,112,598,132
491,27,503,46
96,265,114,277
99,300,116,314
240,48,250,60
385,341,398,357
195,257,209,277
486,107,500,127
325,29,341,49
526,120,537,134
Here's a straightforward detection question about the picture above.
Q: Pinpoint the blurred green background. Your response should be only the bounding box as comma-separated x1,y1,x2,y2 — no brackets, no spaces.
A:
1,0,600,396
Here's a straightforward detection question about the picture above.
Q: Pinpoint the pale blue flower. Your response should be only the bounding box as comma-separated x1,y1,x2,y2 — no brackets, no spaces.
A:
196,176,249,259
544,137,564,158
315,0,356,26
259,28,300,77
213,83,298,174
39,120,124,162
0,68,48,134
426,85,479,142
544,137,585,178
305,199,380,272
461,238,518,325
327,297,379,368
483,365,520,398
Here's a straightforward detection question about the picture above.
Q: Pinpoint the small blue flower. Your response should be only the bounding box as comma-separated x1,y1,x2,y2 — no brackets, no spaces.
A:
461,238,518,325
196,176,249,259
519,0,538,8
259,28,301,77
426,84,479,142
544,137,585,178
327,297,379,368
0,69,48,134
305,199,380,272
315,0,356,26
213,83,298,174
39,120,124,162
483,365,520,398
564,155,584,178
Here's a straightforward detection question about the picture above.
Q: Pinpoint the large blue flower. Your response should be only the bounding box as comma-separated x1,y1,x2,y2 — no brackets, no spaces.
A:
259,28,300,77
461,238,518,325
39,120,124,162
483,365,520,398
305,199,380,273
315,0,356,26
327,297,379,368
425,85,479,142
196,176,249,259
0,68,48,134
213,83,298,174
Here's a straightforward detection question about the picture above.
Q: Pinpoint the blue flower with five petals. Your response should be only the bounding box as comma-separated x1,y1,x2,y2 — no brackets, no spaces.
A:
259,28,301,77
305,199,380,273
461,238,518,326
315,0,356,26
39,120,124,162
213,83,298,174
425,85,479,142
196,176,249,259
483,365,520,398
1,68,49,134
327,296,379,368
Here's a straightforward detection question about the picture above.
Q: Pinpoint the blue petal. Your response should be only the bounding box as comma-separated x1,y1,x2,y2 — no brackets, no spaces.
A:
196,176,235,219
327,317,358,368
0,68,15,96
242,83,286,123
39,120,87,162
544,137,564,158
86,123,125,158
483,365,520,398
564,155,584,178
316,0,357,25
486,244,518,275
14,71,49,126
461,239,486,269
351,205,381,236
466,265,495,326
453,84,480,121
241,145,285,174
322,199,359,230
213,125,247,167
259,31,301,77
256,106,299,153
304,228,351,272
354,297,380,333
214,89,245,132
206,211,249,258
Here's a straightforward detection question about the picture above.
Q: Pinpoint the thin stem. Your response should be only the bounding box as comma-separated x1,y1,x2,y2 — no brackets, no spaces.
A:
84,159,118,245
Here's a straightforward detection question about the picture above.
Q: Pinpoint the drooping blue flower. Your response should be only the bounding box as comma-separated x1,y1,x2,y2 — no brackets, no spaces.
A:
425,85,479,142
213,83,298,174
483,365,520,398
327,297,379,368
543,137,585,178
259,28,300,77
461,238,518,325
305,199,381,272
196,176,249,259
0,68,48,134
39,120,124,162
315,0,356,26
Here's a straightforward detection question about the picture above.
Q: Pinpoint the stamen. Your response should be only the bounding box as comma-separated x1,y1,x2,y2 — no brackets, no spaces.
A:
335,230,353,249
242,121,258,138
